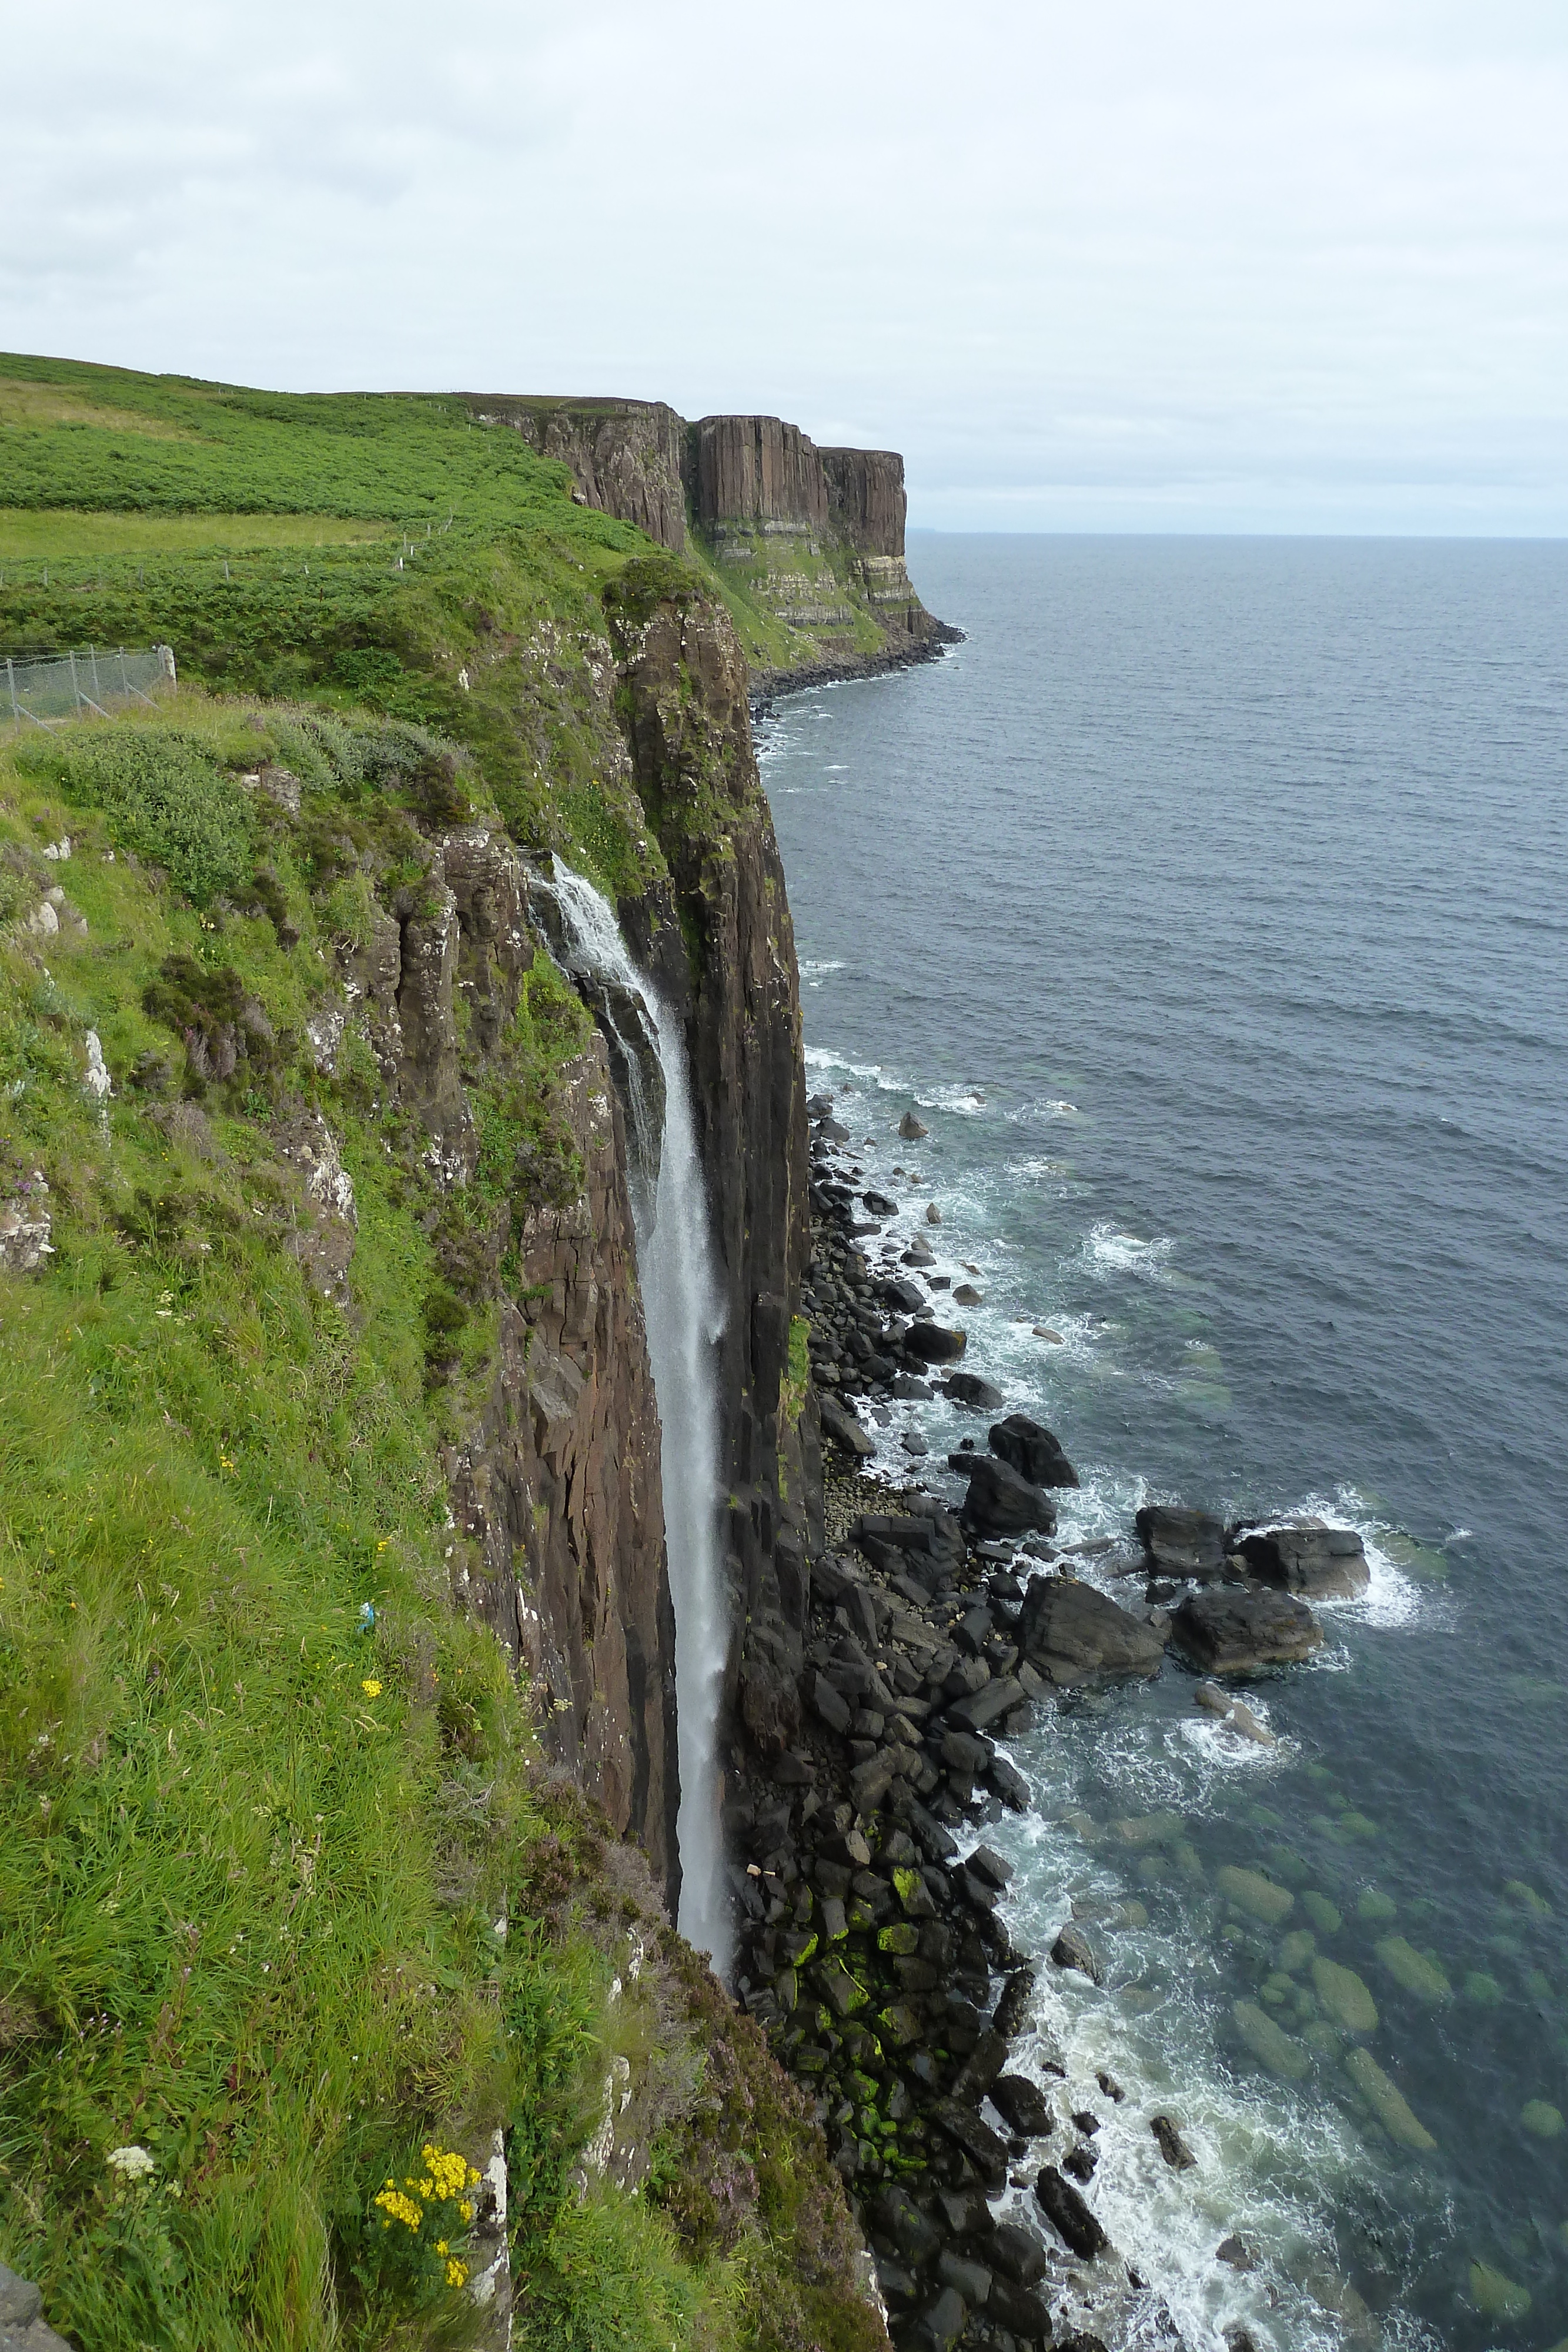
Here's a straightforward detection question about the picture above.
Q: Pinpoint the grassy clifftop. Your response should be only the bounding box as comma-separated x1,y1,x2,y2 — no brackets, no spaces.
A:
0,355,882,2352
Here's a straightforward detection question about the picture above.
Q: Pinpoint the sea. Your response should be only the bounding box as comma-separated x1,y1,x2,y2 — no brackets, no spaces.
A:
755,536,1568,2352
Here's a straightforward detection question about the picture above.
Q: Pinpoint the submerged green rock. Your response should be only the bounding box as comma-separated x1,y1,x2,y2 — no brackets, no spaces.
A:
1357,1886,1398,1925
1111,1809,1185,1847
1217,1866,1295,1926
1521,2100,1564,2140
1313,1958,1379,2033
1375,1937,1453,2002
1346,2048,1436,2151
1300,1892,1343,1935
1469,2261,1530,2321
1276,1930,1317,1974
1233,1999,1309,2080
1463,1971,1504,2007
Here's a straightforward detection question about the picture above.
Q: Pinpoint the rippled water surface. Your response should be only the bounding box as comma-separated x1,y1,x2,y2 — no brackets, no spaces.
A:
759,537,1568,2352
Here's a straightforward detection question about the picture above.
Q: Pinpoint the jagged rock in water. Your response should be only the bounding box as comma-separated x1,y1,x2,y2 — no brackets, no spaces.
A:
1016,1577,1164,1686
905,1321,967,1364
819,1395,874,1459
1136,1504,1228,1578
949,1451,1055,1536
988,1412,1079,1489
1050,1922,1102,1984
1151,2113,1196,2169
1035,2164,1109,2259
1234,1518,1370,1599
990,2073,1055,2136
1172,1588,1324,1674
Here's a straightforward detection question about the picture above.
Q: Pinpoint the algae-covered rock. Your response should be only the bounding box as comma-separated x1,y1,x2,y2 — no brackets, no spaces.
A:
1522,2100,1564,2140
1356,1887,1398,1925
1277,1930,1316,1974
1233,1999,1309,2080
1345,2047,1436,2151
1111,1809,1185,1848
1262,1973,1295,2007
1173,1840,1205,1881
1469,2261,1530,2321
1300,1892,1342,1935
1336,1811,1379,1840
1312,1959,1379,2033
1375,1936,1452,2002
1263,1845,1310,1886
1463,1971,1503,2006
1502,1879,1550,1918
1217,1866,1295,1926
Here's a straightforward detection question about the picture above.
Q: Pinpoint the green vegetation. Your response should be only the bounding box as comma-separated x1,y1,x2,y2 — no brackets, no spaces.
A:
0,352,672,906
0,354,878,2351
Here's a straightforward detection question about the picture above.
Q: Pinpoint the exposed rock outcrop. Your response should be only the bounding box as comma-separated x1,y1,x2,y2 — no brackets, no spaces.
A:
610,581,818,1762
468,395,691,553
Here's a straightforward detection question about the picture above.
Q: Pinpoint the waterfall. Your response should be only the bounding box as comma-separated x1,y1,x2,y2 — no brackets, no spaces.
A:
531,859,731,1976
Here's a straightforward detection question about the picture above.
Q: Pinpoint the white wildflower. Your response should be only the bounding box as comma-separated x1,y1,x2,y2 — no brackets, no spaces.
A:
108,2144,156,2179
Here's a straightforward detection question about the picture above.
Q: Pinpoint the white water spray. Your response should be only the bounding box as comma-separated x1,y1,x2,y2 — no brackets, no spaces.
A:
536,861,731,1975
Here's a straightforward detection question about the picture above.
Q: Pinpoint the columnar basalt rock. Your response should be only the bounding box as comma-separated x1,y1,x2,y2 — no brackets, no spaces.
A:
331,822,682,1894
445,1040,680,1894
467,395,691,553
607,584,819,1762
820,446,908,556
693,414,830,536
470,390,957,687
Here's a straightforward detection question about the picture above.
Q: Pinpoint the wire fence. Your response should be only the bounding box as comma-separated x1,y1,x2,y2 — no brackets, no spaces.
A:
4,644,175,727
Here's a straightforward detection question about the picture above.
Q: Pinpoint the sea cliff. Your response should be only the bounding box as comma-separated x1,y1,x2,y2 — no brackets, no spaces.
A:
0,353,885,2352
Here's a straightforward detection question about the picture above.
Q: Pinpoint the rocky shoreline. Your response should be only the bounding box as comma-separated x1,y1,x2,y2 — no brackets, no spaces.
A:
750,622,966,710
720,1091,1373,2352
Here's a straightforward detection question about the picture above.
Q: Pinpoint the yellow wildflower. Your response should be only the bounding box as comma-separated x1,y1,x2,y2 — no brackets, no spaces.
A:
458,2200,474,2222
372,2186,422,2230
361,1679,382,1697
446,2258,467,2288
435,2240,449,2256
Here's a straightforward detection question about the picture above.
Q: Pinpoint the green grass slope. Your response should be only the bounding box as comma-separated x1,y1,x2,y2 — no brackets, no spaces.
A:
0,356,882,2352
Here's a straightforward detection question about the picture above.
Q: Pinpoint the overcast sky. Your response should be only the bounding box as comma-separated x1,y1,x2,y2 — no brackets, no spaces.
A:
5,0,1564,531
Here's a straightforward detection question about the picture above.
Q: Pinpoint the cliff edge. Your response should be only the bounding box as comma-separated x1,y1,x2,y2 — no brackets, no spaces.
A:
471,393,958,690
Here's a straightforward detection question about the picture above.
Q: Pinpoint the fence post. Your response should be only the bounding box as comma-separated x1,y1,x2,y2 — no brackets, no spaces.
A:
6,657,16,724
68,650,80,710
118,649,129,699
90,647,102,699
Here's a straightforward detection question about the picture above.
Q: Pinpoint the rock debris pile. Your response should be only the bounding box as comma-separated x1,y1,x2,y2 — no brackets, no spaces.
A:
714,1089,1376,2351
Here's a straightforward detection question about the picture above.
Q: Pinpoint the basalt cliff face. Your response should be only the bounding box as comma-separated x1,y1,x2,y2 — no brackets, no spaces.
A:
363,582,819,1899
610,587,820,1763
468,392,956,689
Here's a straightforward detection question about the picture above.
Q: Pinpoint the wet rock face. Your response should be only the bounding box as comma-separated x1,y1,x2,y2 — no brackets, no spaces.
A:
611,589,816,1759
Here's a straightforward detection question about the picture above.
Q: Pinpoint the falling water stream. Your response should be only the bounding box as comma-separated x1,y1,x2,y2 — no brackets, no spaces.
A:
532,860,732,1975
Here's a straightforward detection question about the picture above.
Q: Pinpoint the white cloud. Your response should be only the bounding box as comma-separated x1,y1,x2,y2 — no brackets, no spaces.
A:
3,0,1564,529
